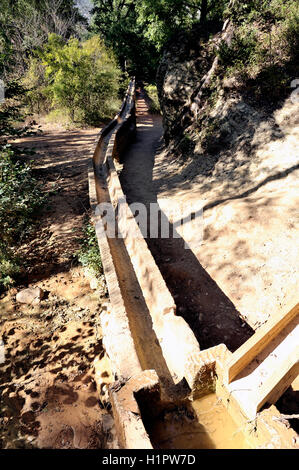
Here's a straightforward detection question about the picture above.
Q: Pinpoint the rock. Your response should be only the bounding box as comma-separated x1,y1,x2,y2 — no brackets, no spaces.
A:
16,287,44,305
90,278,98,290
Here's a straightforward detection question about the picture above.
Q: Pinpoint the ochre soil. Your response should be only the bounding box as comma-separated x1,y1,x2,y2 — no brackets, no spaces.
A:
0,126,116,449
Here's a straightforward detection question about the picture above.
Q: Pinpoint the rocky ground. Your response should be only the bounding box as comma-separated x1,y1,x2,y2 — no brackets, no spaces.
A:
0,125,117,449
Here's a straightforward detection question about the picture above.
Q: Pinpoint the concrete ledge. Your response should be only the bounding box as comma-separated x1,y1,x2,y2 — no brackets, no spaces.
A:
109,370,159,449
105,137,202,388
91,78,203,391
88,82,142,382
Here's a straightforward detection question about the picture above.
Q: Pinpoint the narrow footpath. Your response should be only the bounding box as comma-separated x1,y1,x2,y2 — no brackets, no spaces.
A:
119,89,254,353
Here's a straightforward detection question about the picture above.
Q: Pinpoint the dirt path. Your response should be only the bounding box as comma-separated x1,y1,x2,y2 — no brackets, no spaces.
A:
120,91,298,345
119,90,298,429
152,98,299,331
0,127,116,449
120,90,253,352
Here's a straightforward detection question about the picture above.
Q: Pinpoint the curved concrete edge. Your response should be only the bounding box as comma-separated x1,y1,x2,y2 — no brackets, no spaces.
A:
94,217,142,380
88,81,153,449
109,370,159,449
88,190,142,381
105,132,203,388
87,87,142,382
89,78,204,391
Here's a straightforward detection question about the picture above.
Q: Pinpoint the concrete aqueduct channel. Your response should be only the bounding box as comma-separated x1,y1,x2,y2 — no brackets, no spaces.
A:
88,79,298,449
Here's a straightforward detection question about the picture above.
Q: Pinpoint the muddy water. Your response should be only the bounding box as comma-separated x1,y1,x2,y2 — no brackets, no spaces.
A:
147,394,250,449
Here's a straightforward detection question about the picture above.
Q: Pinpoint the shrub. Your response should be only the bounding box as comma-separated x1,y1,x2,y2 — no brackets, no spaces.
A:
76,222,102,279
217,25,260,71
0,242,20,288
0,146,46,289
218,0,299,102
0,147,46,244
23,57,52,115
25,34,122,125
144,84,161,114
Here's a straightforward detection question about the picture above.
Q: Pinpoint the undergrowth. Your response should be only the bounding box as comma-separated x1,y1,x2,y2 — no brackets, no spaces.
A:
0,146,46,289
75,220,102,280
144,84,161,114
217,0,299,102
0,81,46,290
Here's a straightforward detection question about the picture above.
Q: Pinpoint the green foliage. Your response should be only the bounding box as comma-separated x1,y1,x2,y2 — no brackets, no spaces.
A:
90,1,229,78
0,146,46,289
217,25,259,70
76,222,102,279
0,0,86,77
91,0,160,80
0,82,31,139
23,57,52,115
24,34,122,124
279,0,299,57
218,0,299,101
0,147,46,244
0,242,20,288
0,79,46,289
144,84,161,114
136,0,200,50
136,0,229,50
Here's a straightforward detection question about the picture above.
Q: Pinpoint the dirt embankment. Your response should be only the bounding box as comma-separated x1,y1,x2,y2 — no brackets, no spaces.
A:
0,126,117,449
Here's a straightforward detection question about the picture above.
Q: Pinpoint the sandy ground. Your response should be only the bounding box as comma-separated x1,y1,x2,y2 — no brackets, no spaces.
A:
0,126,117,449
120,90,254,352
1,92,297,446
119,89,298,429
153,97,299,330
120,92,298,340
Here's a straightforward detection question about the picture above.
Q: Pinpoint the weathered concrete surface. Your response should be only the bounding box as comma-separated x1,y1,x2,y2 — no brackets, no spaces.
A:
91,80,204,392
88,82,142,382
215,347,299,449
109,370,159,449
105,134,203,390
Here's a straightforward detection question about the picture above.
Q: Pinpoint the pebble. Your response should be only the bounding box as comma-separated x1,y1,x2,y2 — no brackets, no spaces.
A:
90,279,98,290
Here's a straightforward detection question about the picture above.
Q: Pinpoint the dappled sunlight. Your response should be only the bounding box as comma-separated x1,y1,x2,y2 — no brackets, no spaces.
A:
152,95,299,329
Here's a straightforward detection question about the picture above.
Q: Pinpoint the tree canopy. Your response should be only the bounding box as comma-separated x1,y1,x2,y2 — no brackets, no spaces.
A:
0,0,87,77
90,0,229,79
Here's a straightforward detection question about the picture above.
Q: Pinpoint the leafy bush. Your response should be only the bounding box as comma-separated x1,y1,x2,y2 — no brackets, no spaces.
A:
0,147,46,244
218,0,299,101
76,222,102,279
0,146,46,289
144,84,161,114
217,26,259,70
0,81,31,139
24,34,122,125
0,242,20,288
23,57,52,115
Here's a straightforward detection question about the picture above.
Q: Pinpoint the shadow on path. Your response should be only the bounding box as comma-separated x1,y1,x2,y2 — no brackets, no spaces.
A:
120,89,254,352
